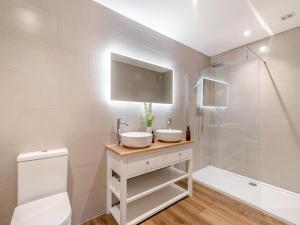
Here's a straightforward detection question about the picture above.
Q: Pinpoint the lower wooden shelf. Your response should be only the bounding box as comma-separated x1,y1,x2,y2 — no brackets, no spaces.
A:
111,166,188,203
110,184,188,225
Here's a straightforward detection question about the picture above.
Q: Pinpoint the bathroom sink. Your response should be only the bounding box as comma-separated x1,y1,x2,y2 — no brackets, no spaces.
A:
121,132,152,148
156,129,183,142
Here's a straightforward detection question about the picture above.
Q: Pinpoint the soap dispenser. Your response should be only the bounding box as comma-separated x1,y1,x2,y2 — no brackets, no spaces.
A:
186,126,191,141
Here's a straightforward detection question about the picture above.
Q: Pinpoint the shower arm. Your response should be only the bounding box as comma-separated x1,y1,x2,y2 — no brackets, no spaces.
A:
246,46,272,78
192,46,271,86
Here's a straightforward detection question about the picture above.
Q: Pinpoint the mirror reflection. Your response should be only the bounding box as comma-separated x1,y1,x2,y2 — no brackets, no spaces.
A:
111,53,173,104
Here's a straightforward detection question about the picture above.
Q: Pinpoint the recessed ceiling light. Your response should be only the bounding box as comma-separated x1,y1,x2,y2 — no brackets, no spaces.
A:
193,0,198,6
244,30,251,37
259,46,267,53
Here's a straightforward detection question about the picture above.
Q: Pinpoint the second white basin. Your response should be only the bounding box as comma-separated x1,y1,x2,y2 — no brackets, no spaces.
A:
121,132,152,148
156,129,183,142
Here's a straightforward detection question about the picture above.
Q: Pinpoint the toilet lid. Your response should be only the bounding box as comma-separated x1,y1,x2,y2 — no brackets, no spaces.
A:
11,192,71,225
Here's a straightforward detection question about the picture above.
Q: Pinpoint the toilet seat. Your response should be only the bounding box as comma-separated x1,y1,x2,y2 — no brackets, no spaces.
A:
11,192,71,225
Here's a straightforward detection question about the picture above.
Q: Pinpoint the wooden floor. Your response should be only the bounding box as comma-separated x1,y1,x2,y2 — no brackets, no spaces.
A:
83,182,288,225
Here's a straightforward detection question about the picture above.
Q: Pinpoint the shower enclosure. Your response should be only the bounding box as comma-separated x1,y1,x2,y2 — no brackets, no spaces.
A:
190,46,300,225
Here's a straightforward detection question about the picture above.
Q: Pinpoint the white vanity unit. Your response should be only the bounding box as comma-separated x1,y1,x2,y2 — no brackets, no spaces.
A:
106,141,193,225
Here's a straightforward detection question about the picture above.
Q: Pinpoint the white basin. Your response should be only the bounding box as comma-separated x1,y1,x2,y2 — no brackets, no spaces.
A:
121,132,152,148
156,129,183,142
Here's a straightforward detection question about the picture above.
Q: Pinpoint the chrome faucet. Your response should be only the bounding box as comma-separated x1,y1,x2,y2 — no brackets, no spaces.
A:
117,118,128,145
167,117,172,130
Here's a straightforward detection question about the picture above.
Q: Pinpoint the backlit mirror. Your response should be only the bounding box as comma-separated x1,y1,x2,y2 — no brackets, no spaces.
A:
111,53,173,104
199,78,228,108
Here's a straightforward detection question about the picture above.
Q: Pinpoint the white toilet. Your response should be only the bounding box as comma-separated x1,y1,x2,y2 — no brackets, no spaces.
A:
11,149,72,225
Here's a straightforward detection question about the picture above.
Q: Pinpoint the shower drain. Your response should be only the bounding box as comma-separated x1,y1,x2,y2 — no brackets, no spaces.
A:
249,182,258,187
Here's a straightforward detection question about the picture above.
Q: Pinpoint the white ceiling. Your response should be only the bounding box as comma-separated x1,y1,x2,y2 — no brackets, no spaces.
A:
94,0,300,56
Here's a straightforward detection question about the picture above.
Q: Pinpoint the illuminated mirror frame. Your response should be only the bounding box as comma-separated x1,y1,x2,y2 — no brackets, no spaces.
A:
110,51,175,105
198,77,229,109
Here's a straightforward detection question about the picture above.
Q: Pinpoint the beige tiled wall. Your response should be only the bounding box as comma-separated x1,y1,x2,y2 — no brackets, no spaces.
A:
0,0,209,224
209,27,300,194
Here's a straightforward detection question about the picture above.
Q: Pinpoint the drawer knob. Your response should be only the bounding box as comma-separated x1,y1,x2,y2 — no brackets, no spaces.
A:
146,161,150,165
179,153,182,156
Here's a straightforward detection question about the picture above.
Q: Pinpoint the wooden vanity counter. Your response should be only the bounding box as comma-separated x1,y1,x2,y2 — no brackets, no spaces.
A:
106,140,193,225
106,140,193,157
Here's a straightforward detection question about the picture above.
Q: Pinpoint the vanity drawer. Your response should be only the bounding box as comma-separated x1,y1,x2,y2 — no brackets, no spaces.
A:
145,152,165,172
166,148,192,164
127,152,165,178
180,148,193,160
127,157,147,178
166,150,180,164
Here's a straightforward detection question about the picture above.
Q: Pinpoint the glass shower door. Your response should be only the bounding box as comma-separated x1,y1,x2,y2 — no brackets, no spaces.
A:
209,56,261,182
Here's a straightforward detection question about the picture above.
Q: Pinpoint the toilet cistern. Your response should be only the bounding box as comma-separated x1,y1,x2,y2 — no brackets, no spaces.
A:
10,149,72,225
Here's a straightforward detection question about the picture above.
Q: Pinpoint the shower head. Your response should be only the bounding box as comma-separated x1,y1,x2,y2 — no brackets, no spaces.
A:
192,62,225,88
